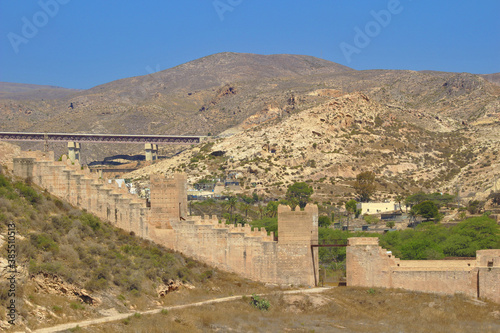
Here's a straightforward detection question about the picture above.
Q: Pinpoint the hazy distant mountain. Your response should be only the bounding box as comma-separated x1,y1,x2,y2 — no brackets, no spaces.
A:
0,82,80,100
480,73,500,86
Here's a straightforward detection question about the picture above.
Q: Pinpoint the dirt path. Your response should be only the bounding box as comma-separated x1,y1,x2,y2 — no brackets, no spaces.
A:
31,287,332,333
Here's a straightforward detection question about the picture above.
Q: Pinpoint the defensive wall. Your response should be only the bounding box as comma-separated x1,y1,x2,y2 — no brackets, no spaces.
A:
346,237,500,303
12,151,150,238
9,150,319,286
12,150,497,298
147,174,318,286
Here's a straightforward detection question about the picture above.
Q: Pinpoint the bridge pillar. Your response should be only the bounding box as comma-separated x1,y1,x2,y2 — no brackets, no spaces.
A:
153,144,158,161
68,142,80,163
145,144,153,162
145,144,159,162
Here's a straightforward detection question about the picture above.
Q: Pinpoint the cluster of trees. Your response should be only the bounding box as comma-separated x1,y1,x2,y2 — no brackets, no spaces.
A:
401,192,459,223
318,215,500,268
410,201,440,221
379,216,500,259
405,192,456,208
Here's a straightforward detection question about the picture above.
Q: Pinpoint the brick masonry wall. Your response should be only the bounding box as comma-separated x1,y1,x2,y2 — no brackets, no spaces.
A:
13,153,150,239
10,152,319,286
347,238,500,303
148,175,318,286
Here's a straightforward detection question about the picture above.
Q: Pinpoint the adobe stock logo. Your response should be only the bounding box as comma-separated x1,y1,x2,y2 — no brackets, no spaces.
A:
213,0,243,21
7,0,71,54
339,0,404,63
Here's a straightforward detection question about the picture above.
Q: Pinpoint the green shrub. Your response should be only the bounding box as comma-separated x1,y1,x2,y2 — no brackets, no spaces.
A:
85,277,108,291
70,302,85,310
318,216,331,228
80,213,101,231
30,233,59,252
363,214,379,225
251,294,270,311
14,181,41,205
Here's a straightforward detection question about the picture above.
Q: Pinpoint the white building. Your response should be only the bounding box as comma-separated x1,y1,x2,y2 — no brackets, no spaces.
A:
356,202,400,215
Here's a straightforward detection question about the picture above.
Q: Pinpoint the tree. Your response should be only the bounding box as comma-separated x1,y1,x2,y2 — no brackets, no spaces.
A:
488,192,500,206
405,192,427,207
257,203,265,219
250,217,278,236
226,196,238,225
286,182,313,209
239,202,251,218
406,192,455,208
353,171,376,202
410,200,439,221
318,215,331,228
386,221,395,228
345,199,357,231
252,192,259,203
467,200,485,214
345,199,357,215
395,194,405,213
265,201,279,218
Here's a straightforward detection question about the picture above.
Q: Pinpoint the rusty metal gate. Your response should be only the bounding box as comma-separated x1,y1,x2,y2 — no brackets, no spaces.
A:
311,239,348,287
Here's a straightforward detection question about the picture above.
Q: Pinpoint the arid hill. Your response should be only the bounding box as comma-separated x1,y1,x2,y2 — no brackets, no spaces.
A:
0,82,80,100
1,53,499,201
480,73,500,86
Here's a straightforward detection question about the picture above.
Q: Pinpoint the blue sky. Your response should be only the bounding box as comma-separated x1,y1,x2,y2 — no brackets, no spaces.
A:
1,0,499,89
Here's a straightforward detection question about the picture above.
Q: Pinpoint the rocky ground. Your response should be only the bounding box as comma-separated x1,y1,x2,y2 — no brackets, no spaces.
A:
125,90,500,204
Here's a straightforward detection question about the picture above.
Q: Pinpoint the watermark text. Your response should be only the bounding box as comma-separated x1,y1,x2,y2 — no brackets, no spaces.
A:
339,0,404,63
6,221,17,325
7,0,72,54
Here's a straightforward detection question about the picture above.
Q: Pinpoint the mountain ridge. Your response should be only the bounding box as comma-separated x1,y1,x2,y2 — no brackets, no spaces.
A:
0,52,498,200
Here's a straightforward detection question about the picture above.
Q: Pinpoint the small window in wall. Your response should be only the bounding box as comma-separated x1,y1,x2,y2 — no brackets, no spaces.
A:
487,260,494,267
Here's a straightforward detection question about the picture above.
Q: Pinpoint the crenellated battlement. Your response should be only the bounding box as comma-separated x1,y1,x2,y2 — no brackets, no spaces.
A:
12,152,150,238
347,237,500,303
10,150,319,287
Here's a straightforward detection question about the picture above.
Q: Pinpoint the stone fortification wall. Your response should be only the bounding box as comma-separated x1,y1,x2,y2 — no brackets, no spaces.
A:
347,237,500,303
151,215,279,283
10,152,319,286
12,152,150,238
148,175,319,286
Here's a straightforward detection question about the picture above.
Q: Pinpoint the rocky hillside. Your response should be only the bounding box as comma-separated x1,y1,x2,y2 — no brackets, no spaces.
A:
0,168,269,331
0,82,80,100
1,53,499,200
126,88,499,203
2,53,498,162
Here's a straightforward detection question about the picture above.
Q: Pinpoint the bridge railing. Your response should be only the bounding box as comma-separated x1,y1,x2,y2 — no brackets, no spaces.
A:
0,132,202,144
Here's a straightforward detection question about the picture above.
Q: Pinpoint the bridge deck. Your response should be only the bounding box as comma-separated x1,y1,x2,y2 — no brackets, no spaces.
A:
0,132,201,144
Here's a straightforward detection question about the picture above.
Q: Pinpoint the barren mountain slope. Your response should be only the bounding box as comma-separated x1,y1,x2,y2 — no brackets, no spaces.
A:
125,90,500,203
1,53,498,164
0,82,80,100
480,73,500,86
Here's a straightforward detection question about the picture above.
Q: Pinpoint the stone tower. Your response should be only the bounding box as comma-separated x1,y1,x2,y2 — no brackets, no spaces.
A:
277,204,319,286
149,173,188,229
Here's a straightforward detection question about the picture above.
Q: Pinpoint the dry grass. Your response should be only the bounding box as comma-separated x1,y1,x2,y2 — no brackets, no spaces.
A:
72,287,500,333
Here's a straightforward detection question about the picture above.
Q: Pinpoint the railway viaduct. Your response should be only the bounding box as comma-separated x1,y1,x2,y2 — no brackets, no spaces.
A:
0,132,202,162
